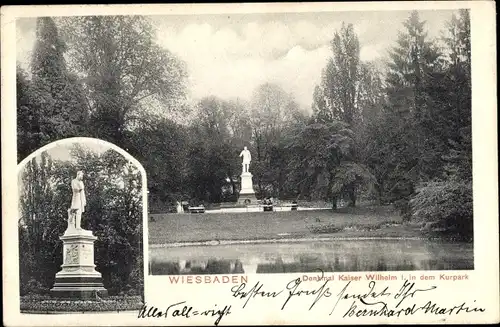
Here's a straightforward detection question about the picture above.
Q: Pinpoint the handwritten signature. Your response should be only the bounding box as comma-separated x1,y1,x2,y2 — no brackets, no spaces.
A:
137,301,231,326
344,297,486,317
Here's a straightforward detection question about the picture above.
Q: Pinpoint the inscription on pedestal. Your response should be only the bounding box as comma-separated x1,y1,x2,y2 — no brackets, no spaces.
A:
81,244,91,261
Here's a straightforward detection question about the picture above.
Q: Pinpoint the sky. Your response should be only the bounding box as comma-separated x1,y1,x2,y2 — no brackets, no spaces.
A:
17,142,110,190
45,142,110,162
16,9,457,110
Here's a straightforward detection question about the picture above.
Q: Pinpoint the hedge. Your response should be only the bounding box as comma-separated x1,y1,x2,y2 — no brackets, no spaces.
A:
20,295,143,313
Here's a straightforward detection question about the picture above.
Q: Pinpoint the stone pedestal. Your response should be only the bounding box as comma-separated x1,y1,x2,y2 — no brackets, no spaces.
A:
238,172,258,205
50,219,108,299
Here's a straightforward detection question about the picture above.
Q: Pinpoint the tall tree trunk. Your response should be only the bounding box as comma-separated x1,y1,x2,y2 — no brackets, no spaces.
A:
332,195,338,210
375,182,383,205
349,188,357,207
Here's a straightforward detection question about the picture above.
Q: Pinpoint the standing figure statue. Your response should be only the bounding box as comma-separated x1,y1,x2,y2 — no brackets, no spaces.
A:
239,146,252,173
176,201,184,213
70,170,86,230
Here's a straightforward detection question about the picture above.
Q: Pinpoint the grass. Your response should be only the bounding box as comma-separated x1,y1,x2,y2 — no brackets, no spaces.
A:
148,205,425,245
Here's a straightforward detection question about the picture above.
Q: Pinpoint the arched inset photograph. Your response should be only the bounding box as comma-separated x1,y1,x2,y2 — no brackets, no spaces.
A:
17,138,146,313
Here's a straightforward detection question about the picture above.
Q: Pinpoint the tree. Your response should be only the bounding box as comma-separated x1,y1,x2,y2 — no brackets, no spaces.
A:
31,17,68,94
18,152,61,294
310,23,378,206
57,16,188,144
182,97,243,203
286,121,374,208
371,11,444,206
17,67,41,162
318,23,361,126
248,83,301,197
311,84,328,122
408,10,473,240
17,17,88,163
356,62,385,123
443,9,470,73
125,116,189,212
386,11,442,116
18,145,143,296
441,9,471,179
31,17,89,137
225,98,253,150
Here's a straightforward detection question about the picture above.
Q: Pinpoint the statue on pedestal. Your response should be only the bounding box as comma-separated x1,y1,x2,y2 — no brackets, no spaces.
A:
52,169,107,299
237,146,257,205
176,201,184,213
69,171,86,230
239,146,252,173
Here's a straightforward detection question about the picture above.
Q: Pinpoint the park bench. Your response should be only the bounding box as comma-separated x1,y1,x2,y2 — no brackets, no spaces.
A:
188,206,205,213
263,204,273,212
280,202,298,211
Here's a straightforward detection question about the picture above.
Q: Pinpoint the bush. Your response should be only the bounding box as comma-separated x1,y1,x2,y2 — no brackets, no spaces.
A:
409,180,473,239
393,198,411,221
20,295,143,312
21,293,51,301
23,279,49,295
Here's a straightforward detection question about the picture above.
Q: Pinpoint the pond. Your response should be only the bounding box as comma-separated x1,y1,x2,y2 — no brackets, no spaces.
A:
149,238,473,275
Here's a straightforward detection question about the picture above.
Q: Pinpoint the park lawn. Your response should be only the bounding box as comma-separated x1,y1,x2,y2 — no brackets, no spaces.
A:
148,205,423,244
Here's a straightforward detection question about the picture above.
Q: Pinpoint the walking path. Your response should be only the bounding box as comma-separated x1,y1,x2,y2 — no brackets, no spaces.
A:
203,206,331,213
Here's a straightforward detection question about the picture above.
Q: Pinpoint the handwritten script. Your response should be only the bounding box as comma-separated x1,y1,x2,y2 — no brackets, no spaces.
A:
230,270,485,319
139,270,485,325
138,301,231,326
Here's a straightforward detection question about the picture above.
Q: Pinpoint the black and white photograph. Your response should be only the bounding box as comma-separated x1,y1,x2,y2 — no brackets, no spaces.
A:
3,2,498,326
14,9,474,276
17,138,144,313
133,9,474,275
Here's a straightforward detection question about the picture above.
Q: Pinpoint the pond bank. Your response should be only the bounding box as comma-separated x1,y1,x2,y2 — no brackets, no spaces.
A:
150,235,440,249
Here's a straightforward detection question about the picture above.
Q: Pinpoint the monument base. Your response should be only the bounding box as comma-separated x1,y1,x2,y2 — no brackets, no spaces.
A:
237,192,258,205
50,227,108,299
238,171,258,205
50,279,108,299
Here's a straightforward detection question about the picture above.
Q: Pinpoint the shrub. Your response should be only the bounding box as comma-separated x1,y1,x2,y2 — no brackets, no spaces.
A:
23,278,49,295
20,295,143,312
393,198,411,221
409,180,473,240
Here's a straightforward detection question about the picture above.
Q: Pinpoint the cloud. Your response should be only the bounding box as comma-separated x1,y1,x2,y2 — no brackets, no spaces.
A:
155,19,336,108
273,45,330,108
17,11,456,110
360,43,389,62
16,18,36,69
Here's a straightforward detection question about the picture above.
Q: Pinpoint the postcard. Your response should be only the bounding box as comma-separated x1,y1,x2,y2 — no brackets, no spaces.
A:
2,2,499,326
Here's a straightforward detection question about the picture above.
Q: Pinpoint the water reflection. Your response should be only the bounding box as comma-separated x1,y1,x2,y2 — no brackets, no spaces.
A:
152,259,245,275
149,239,473,275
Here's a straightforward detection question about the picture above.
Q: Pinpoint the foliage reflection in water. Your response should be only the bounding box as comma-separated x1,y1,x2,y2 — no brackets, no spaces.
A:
149,239,473,275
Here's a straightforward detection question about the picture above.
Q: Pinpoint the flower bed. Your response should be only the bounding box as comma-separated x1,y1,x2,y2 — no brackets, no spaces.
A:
20,295,143,313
